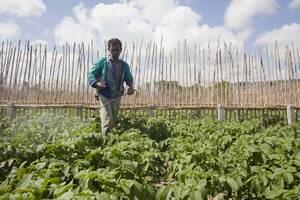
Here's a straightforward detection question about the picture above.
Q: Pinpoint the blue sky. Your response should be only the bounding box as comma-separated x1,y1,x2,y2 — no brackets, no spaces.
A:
0,0,299,50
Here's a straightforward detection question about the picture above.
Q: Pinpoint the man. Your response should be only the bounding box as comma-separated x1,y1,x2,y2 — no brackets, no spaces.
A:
88,38,135,135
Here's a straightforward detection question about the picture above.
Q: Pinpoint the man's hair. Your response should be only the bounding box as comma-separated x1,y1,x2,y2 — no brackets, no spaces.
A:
108,38,122,49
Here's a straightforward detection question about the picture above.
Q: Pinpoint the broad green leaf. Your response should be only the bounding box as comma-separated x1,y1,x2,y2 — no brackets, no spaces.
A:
226,177,239,191
36,162,47,170
261,175,268,187
284,172,294,184
54,183,75,197
119,179,134,195
96,192,111,200
56,190,75,200
264,188,286,199
190,190,203,200
156,186,171,200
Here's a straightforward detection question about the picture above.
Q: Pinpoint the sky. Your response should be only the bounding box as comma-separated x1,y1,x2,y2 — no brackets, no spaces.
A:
0,0,300,51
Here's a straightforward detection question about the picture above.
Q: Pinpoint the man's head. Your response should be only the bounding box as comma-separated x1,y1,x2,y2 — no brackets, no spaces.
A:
108,38,122,60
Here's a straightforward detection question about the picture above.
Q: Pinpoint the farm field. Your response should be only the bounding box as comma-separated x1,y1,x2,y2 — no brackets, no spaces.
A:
0,0,299,199
0,113,300,199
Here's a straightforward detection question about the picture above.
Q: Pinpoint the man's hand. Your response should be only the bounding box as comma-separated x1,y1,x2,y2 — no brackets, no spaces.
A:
96,81,107,90
127,87,135,95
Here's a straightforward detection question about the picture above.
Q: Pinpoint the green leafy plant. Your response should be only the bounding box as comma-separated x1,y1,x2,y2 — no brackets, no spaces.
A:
0,112,299,199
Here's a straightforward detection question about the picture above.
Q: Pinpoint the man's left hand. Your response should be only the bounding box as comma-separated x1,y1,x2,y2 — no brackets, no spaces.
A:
127,87,135,95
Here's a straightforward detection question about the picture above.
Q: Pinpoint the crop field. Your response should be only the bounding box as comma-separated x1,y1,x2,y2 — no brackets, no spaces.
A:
0,113,300,199
0,0,299,199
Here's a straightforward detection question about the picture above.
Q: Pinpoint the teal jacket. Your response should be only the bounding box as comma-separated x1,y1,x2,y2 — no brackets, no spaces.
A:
88,58,133,98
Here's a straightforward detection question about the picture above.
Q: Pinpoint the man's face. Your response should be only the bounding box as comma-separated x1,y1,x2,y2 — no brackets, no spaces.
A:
108,44,122,60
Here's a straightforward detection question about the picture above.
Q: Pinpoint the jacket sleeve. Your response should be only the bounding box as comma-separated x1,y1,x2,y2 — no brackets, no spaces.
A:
123,62,134,87
88,59,104,88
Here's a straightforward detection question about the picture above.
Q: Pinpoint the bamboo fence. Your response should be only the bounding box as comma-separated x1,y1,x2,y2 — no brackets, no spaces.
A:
0,40,299,108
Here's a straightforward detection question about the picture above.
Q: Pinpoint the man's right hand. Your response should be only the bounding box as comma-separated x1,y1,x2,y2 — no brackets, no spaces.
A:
96,81,107,90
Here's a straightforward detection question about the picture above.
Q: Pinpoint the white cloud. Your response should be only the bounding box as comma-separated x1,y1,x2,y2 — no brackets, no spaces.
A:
125,0,176,26
255,23,300,46
0,0,46,17
54,3,97,45
224,0,279,30
90,3,151,42
154,6,202,46
54,0,250,52
289,0,300,9
0,22,19,40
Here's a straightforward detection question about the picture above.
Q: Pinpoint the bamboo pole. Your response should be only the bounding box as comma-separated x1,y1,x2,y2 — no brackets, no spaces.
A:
291,43,298,106
50,47,58,103
65,42,71,104
149,43,155,106
153,42,158,106
80,43,86,104
36,43,43,103
169,52,172,106
196,46,201,106
16,41,27,103
70,42,76,104
259,55,266,106
26,44,33,104
73,43,81,104
32,45,39,103
177,42,180,106
41,44,47,104
7,46,16,102
286,46,293,105
270,46,278,106
162,47,166,106
54,57,62,103
275,42,284,105
86,43,90,105
77,43,84,104
13,41,22,102
296,48,300,106
137,39,143,106
265,45,271,106
208,41,212,106
223,43,228,106
157,38,162,105
163,54,167,106
172,44,176,107
203,49,206,105
3,42,13,102
0,41,5,92
2,41,11,89
184,39,188,105
125,42,135,106
61,45,66,103
250,55,255,107
219,47,224,105
142,43,149,106
146,41,152,105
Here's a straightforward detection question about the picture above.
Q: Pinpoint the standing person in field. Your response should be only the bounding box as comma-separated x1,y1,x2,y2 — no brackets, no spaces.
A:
88,38,135,135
